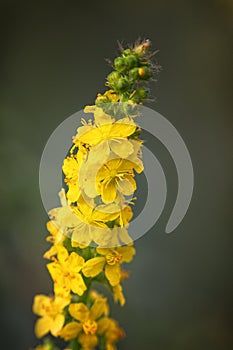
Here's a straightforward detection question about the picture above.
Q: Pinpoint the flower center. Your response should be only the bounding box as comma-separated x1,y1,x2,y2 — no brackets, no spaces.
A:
106,250,122,265
83,320,98,335
42,300,58,318
109,169,117,178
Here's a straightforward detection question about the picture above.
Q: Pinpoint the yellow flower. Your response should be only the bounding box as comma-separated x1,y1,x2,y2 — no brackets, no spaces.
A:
49,190,125,247
95,89,120,105
98,317,125,350
62,156,81,203
46,220,64,246
116,205,133,227
70,196,121,247
73,118,136,161
96,158,142,203
48,188,81,238
89,290,110,315
81,138,143,204
47,246,86,297
32,294,70,338
112,284,125,306
82,246,136,286
59,297,109,348
77,136,143,201
43,220,64,260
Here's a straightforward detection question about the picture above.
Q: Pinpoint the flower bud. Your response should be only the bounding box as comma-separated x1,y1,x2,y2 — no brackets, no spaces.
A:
114,57,127,73
129,67,140,80
138,66,153,80
134,39,151,55
130,87,148,103
113,77,131,92
107,71,121,85
124,54,138,69
122,48,131,56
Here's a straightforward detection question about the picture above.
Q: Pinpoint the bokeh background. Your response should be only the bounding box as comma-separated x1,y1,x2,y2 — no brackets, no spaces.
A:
0,0,232,349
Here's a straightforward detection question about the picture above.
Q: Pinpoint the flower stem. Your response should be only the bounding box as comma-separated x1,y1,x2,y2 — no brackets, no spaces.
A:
69,338,81,350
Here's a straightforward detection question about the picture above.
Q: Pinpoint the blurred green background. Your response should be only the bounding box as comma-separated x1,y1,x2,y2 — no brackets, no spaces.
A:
0,0,232,349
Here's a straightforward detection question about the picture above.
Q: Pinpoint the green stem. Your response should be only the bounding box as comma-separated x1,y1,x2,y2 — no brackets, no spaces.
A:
69,338,81,350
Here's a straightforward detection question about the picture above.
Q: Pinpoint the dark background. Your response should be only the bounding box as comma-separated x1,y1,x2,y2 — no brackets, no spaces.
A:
0,0,232,349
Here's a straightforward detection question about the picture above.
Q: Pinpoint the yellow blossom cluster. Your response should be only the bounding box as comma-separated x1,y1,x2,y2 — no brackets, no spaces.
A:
32,39,157,350
33,104,141,349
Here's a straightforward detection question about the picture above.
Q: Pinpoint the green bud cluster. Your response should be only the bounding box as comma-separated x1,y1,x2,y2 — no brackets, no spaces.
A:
104,39,157,104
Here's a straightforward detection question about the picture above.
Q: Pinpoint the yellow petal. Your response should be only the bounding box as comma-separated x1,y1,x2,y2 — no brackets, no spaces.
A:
69,252,85,272
106,343,117,350
95,164,110,183
50,314,65,336
43,245,58,260
46,220,59,237
78,333,98,349
35,316,51,338
54,280,71,298
127,155,144,173
117,246,136,263
97,317,111,334
58,188,68,207
118,227,132,245
67,180,81,203
57,246,69,264
59,321,82,341
105,263,121,286
87,141,110,165
74,124,95,143
78,126,109,146
78,161,100,198
90,298,108,320
82,257,105,278
117,205,133,227
72,226,92,247
62,157,79,178
116,177,136,196
91,204,120,223
113,284,125,306
104,158,122,170
70,274,87,296
116,116,136,126
54,296,71,311
110,123,136,138
74,195,92,217
33,295,51,317
94,107,113,125
109,138,134,157
116,159,135,173
101,179,117,203
69,303,89,323
46,262,62,282
91,226,113,247
96,248,111,256
84,105,96,114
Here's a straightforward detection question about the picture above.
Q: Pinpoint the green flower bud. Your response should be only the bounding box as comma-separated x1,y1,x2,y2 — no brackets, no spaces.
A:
134,39,151,56
129,67,140,80
124,54,138,69
122,49,131,56
107,71,121,85
111,77,130,92
138,66,153,80
114,57,127,73
129,66,152,81
130,87,148,103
